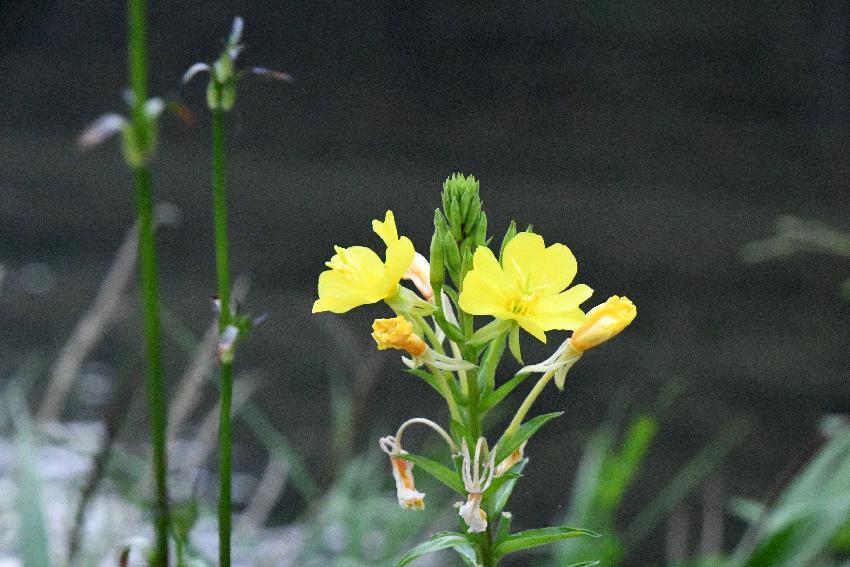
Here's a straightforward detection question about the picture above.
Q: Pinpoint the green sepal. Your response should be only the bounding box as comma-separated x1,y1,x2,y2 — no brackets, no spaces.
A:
395,531,473,567
508,323,523,364
495,411,564,464
480,372,531,414
468,319,512,346
396,453,466,495
493,526,600,560
499,220,518,261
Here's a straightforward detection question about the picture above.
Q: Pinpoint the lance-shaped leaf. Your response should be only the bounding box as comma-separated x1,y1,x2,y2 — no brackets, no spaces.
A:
491,459,528,518
397,453,466,495
395,531,473,567
480,371,531,413
494,526,600,560
495,411,563,464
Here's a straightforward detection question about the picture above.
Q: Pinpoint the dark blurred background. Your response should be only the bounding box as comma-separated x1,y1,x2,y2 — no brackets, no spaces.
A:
3,1,850,563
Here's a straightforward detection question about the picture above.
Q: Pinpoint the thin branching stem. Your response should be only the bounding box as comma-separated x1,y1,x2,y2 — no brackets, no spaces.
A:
211,102,235,567
127,0,169,563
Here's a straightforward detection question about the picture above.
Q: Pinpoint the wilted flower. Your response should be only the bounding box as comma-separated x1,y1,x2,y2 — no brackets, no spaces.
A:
379,436,426,510
495,442,526,477
456,438,496,533
372,316,427,357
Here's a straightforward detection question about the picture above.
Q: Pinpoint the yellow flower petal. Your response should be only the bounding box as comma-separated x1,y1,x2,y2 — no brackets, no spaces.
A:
502,233,577,295
372,210,400,247
458,232,592,342
313,211,419,314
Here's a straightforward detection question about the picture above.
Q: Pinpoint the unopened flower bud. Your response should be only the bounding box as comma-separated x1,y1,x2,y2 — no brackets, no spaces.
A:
569,295,636,352
372,316,427,357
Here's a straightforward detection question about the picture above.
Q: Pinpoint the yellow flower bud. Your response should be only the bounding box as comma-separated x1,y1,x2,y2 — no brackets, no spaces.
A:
569,295,636,352
372,316,427,357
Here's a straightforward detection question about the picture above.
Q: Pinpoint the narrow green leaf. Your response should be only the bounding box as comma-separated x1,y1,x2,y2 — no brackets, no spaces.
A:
566,562,601,567
492,459,528,517
496,412,563,464
481,372,531,413
396,531,472,567
397,453,466,495
494,526,599,559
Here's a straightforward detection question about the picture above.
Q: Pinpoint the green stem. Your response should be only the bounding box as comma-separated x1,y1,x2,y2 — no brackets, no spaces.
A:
502,369,556,441
127,0,169,562
211,104,234,567
134,166,170,566
424,363,461,424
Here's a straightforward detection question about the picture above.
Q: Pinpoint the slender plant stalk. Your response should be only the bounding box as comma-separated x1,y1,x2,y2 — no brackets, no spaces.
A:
127,0,169,563
211,103,235,567
502,368,556,440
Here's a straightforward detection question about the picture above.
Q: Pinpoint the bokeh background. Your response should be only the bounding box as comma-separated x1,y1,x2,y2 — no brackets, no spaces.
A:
2,1,850,564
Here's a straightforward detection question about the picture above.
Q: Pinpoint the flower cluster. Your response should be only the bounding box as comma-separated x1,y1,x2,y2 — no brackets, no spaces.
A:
312,174,636,566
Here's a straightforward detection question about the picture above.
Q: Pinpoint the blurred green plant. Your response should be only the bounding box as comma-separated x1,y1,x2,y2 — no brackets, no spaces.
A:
547,389,748,567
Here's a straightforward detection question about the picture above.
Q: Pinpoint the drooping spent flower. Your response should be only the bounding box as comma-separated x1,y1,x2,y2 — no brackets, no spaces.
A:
379,436,426,510
495,441,526,477
569,295,637,352
313,211,422,314
459,232,593,342
404,252,434,301
456,438,496,533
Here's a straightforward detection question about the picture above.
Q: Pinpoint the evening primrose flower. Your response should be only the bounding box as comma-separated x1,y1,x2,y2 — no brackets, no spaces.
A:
570,295,637,352
312,211,416,314
459,232,593,342
378,418,458,510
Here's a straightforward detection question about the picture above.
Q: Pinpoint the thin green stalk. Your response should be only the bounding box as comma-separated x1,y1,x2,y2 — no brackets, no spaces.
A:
127,0,169,562
211,103,234,567
502,369,556,441
134,166,170,566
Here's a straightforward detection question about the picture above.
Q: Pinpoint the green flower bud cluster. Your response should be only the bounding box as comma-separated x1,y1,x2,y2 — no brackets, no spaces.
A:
430,173,489,298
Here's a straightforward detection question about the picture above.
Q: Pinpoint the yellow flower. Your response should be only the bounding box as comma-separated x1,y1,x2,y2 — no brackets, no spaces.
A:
570,295,636,352
458,232,593,342
372,316,427,357
312,211,415,314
